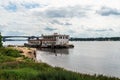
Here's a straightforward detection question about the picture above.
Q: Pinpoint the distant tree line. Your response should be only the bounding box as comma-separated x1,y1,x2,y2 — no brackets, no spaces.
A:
69,37,120,41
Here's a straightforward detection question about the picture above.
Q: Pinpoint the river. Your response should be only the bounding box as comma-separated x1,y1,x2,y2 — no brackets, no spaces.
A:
36,41,120,78
3,41,120,78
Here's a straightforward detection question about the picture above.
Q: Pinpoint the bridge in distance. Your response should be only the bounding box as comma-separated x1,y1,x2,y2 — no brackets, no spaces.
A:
2,36,41,42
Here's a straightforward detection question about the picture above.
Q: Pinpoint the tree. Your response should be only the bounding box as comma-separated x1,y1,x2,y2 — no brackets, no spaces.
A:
0,32,3,47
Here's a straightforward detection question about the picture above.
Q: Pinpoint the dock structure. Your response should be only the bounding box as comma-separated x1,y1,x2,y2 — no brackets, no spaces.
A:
25,33,74,48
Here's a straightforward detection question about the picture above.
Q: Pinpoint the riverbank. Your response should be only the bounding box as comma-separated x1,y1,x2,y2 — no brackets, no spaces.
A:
12,46,36,60
0,47,120,80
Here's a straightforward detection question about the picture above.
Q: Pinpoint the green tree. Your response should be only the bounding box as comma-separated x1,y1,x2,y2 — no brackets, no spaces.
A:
0,32,3,47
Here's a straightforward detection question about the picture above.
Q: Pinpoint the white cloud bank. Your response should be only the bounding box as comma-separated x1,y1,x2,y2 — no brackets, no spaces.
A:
0,0,120,37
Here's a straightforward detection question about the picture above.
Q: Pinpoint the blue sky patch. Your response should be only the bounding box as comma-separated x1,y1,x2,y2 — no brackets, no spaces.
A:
21,3,40,9
4,2,17,12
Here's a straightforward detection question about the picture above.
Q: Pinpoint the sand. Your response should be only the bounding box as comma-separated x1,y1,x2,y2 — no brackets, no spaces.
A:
12,46,36,59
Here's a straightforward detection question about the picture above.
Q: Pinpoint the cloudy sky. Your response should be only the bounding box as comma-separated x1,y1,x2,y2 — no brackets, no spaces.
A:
0,0,120,37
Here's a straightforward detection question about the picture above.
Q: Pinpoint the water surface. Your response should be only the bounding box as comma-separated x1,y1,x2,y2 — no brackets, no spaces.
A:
36,41,120,78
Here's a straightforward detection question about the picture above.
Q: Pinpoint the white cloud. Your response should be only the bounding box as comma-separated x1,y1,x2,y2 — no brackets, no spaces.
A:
0,0,120,37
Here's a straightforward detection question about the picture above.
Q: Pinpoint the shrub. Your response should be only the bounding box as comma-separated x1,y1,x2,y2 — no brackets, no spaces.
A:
0,48,21,57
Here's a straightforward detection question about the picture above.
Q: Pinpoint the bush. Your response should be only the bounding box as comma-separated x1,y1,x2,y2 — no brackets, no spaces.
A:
0,47,21,57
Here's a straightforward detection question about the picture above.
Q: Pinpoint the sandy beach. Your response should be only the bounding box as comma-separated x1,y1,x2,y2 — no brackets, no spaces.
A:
12,46,36,60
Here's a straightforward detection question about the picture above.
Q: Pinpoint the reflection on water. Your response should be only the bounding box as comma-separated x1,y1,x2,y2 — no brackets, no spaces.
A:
38,48,69,56
36,41,120,78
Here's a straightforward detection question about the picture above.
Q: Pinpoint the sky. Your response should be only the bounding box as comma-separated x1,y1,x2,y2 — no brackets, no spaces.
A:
0,0,120,37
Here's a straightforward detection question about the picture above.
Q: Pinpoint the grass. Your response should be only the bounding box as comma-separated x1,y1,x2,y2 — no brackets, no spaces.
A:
0,55,15,63
0,68,38,80
0,47,120,80
0,47,21,58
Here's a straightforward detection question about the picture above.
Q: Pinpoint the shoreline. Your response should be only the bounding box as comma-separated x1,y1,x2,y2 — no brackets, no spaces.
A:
36,56,119,79
0,46,120,80
5,45,120,79
9,46,37,61
35,48,120,79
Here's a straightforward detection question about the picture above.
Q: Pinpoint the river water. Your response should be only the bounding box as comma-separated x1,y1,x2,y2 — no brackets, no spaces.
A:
36,41,120,78
3,41,120,78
